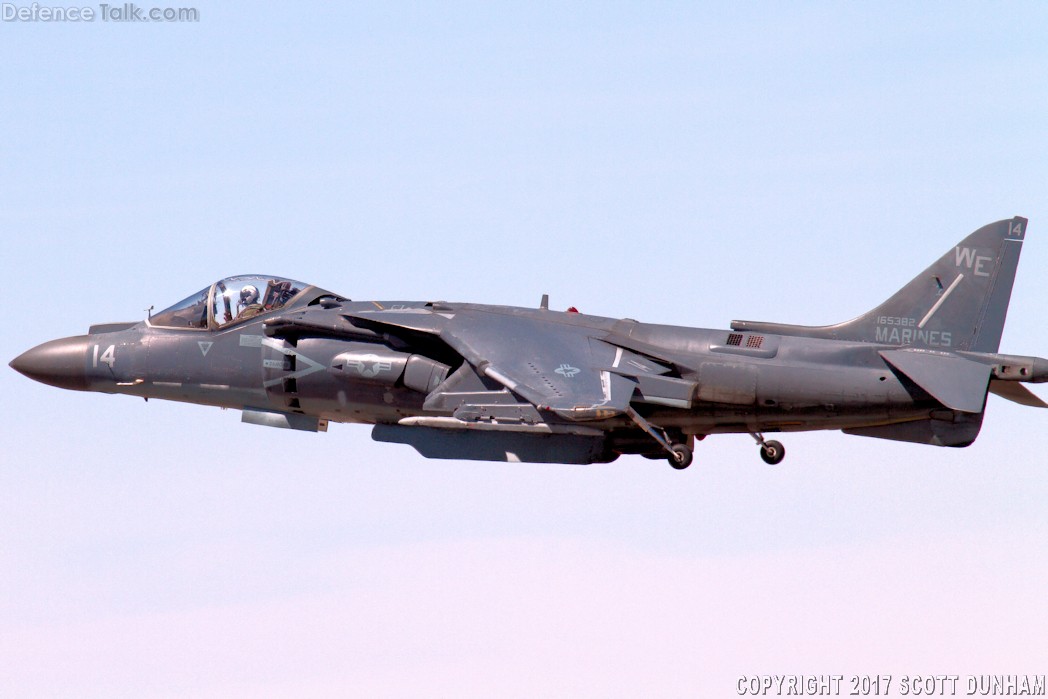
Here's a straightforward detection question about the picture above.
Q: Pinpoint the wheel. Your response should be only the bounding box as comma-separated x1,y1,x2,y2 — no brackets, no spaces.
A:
760,440,785,465
668,444,693,470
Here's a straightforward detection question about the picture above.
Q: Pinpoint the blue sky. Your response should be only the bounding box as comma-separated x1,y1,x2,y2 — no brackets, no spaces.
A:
2,3,1047,697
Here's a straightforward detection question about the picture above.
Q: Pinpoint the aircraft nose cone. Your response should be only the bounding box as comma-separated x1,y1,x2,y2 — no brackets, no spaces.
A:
10,336,91,391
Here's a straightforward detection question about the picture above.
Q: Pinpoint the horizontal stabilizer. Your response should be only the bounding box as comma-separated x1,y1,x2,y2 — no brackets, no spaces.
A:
880,349,991,413
988,381,1048,408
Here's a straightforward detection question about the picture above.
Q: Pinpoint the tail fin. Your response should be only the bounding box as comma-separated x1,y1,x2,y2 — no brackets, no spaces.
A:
732,217,1028,352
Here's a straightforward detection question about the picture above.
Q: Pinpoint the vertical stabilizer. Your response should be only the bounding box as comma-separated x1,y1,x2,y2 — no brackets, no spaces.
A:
732,217,1027,351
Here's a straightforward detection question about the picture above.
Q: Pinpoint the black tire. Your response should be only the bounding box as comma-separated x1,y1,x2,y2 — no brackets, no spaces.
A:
760,440,785,465
668,444,693,470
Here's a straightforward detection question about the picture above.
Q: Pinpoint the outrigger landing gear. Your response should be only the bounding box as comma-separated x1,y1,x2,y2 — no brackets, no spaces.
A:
626,406,693,469
750,432,786,465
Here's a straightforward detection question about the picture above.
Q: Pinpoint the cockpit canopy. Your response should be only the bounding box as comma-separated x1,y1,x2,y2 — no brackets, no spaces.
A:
150,275,309,329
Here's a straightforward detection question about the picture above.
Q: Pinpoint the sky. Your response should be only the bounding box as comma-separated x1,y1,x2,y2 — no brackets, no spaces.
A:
2,2,1047,697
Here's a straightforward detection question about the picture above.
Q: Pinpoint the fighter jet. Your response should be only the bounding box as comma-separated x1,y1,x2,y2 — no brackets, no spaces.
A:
10,217,1047,468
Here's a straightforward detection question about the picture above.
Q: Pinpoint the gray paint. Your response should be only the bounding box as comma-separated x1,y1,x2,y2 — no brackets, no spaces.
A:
10,218,1048,467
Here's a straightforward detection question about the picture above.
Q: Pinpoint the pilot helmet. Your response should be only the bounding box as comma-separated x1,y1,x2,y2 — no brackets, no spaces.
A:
240,285,260,305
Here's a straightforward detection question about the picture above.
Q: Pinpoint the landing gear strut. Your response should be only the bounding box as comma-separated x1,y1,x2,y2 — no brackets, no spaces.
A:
751,432,786,465
626,406,693,469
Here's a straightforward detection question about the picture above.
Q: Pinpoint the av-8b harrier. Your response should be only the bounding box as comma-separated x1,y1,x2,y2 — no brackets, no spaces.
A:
11,217,1047,468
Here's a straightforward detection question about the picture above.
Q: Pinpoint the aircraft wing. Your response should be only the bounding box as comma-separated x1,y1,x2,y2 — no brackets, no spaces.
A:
445,314,642,420
342,307,686,421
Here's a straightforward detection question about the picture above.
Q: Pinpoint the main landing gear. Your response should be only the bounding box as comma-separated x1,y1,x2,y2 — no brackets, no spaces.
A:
626,407,693,469
751,432,786,465
625,407,787,469
668,443,693,470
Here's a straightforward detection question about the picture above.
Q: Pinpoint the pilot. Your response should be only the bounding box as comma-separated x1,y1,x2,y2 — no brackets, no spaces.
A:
236,284,264,320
